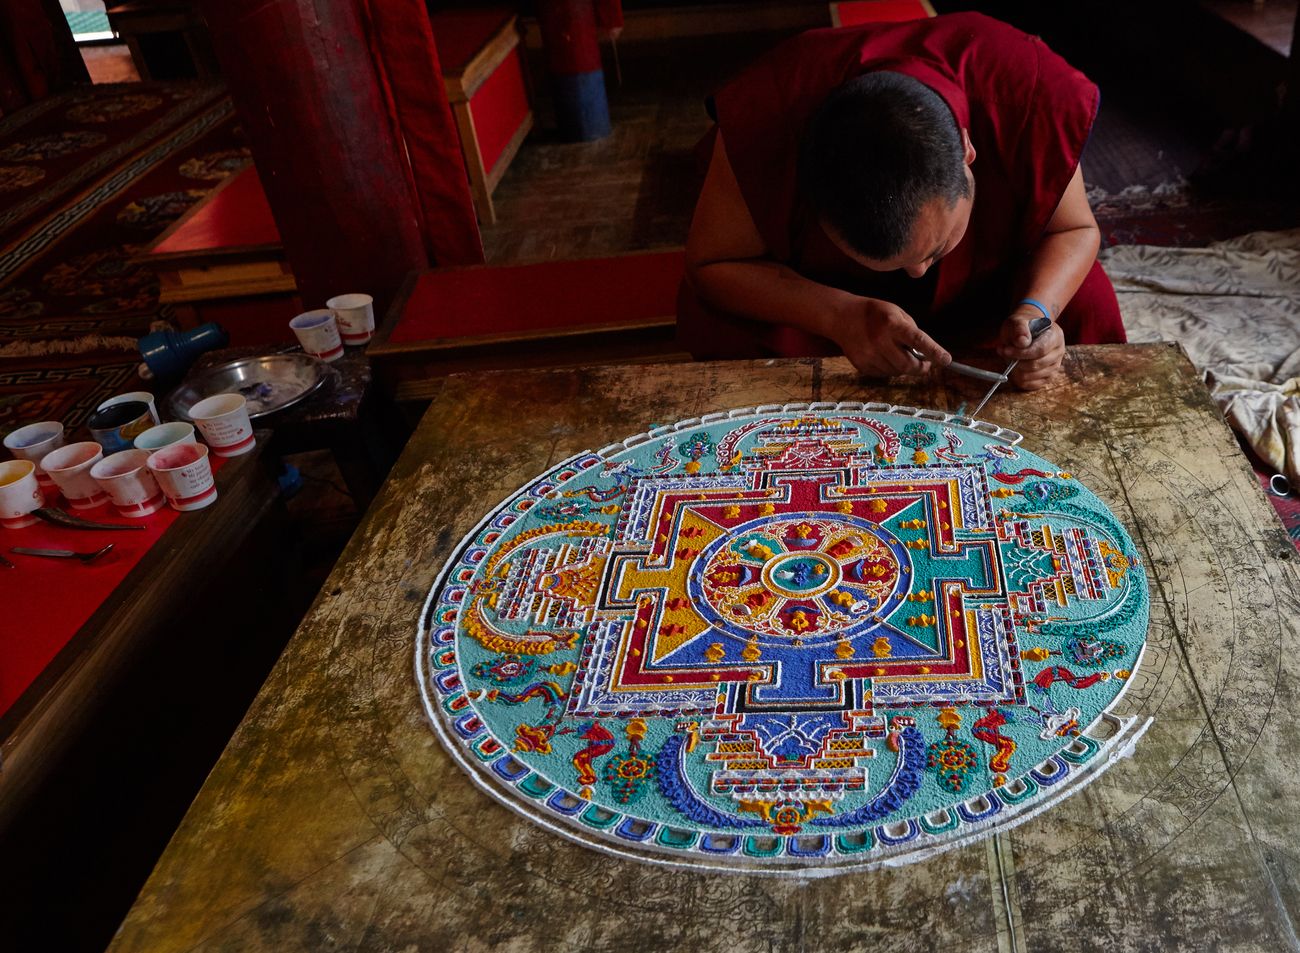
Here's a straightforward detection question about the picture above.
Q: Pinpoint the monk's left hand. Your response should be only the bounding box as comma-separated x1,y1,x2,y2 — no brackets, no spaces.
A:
998,309,1065,391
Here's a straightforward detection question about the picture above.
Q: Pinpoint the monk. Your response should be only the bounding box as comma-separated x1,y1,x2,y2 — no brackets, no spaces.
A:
680,12,1125,389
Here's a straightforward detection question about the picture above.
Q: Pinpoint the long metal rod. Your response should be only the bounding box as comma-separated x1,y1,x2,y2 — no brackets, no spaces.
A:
905,348,1007,383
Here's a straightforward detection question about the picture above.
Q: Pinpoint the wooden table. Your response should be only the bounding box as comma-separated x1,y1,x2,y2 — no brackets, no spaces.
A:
109,346,1300,952
0,439,277,830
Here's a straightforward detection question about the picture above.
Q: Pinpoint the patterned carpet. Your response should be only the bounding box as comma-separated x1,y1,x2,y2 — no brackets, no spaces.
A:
0,82,248,432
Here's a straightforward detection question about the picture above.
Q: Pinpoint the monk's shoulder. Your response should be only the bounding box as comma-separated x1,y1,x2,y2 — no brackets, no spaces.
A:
955,15,1093,109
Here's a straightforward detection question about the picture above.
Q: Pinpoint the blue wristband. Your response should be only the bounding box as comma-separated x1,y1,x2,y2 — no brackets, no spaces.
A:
1018,297,1052,322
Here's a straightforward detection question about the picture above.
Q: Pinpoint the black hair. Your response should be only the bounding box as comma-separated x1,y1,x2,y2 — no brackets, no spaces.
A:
798,72,969,261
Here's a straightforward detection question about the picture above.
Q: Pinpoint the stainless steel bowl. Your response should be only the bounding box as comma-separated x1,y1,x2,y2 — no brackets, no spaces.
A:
165,353,332,422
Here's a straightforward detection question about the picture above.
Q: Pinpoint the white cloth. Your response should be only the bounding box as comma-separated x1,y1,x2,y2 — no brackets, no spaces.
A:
1099,229,1300,484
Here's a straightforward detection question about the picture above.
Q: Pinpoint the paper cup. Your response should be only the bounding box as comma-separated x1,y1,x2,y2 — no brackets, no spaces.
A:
87,400,154,454
0,459,44,529
289,309,343,362
91,449,164,518
147,441,216,511
42,441,108,509
190,393,255,457
3,421,65,489
326,293,375,345
134,421,197,452
97,391,160,426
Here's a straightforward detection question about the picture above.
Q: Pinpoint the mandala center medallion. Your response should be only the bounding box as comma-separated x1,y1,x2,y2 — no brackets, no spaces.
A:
694,516,906,643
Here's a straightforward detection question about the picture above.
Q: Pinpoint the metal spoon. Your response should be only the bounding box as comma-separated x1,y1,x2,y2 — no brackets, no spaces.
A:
10,544,115,563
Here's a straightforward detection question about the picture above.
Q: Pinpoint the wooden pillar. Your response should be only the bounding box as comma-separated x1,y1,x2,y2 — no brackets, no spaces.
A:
198,0,482,316
536,0,611,141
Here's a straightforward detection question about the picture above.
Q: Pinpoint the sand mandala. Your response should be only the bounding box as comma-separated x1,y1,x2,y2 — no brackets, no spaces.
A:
417,404,1150,873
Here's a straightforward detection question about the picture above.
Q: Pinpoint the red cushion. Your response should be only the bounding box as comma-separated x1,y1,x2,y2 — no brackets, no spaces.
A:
152,166,280,255
390,251,685,344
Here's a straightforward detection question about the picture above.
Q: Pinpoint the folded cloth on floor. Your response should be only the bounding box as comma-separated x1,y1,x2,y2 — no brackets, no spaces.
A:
1100,229,1300,483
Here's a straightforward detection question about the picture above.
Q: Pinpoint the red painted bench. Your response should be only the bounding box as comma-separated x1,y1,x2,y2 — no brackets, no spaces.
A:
367,251,689,401
432,9,534,224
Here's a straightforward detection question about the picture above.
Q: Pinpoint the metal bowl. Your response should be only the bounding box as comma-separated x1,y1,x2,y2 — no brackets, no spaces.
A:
165,353,332,422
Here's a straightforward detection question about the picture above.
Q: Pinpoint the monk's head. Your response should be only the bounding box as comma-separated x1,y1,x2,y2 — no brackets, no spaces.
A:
800,72,975,278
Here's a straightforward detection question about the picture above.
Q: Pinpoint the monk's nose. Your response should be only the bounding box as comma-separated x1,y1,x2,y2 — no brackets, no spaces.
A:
905,261,930,278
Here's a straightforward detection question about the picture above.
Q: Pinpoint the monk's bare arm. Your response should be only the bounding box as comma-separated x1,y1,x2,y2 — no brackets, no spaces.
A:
999,165,1101,389
684,132,949,376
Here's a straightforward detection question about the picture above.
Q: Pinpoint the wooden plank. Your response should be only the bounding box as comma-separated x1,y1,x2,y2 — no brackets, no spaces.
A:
154,257,297,304
107,346,1300,951
458,17,523,102
485,110,534,192
452,99,495,225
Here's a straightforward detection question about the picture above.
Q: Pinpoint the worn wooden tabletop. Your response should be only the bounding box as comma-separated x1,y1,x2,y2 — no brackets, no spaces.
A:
110,345,1300,953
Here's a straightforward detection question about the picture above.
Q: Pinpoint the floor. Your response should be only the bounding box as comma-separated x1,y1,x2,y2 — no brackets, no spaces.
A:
80,43,140,83
481,4,1295,265
1202,0,1297,54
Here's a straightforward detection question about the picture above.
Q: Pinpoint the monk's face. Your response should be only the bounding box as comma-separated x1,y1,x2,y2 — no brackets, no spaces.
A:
829,129,977,279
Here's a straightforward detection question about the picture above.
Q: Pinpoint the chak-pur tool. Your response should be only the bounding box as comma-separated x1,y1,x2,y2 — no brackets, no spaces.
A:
903,313,1052,417
10,544,115,563
31,507,146,531
904,349,1008,384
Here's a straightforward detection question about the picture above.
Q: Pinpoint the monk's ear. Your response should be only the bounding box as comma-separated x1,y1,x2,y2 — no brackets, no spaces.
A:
960,128,976,166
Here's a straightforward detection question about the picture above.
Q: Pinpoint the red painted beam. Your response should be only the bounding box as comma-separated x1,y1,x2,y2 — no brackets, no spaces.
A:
198,0,482,317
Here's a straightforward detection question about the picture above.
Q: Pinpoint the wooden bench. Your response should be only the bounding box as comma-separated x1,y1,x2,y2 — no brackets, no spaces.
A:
432,9,534,224
367,251,690,403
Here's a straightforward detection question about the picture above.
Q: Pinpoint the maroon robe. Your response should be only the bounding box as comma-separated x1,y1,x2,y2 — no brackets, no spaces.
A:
678,12,1125,360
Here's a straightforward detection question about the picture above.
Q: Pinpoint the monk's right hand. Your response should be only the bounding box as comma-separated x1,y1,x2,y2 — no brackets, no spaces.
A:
830,298,951,378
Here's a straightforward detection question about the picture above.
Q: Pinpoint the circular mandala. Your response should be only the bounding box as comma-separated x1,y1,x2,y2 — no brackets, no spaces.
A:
0,165,45,191
66,94,162,123
0,130,107,162
417,405,1150,873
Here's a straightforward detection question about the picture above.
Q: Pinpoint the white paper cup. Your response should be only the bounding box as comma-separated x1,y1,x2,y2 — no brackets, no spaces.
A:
4,421,66,489
134,421,197,452
0,459,44,529
91,449,164,518
326,293,375,345
42,441,108,510
289,309,343,362
97,390,160,426
147,441,216,511
190,393,255,457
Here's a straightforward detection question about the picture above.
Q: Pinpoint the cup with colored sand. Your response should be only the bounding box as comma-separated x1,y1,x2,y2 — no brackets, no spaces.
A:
41,441,108,510
326,293,374,346
134,421,197,453
91,449,165,518
98,390,160,426
3,421,65,490
190,393,255,457
146,441,216,511
289,309,343,362
87,400,154,455
0,459,44,529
